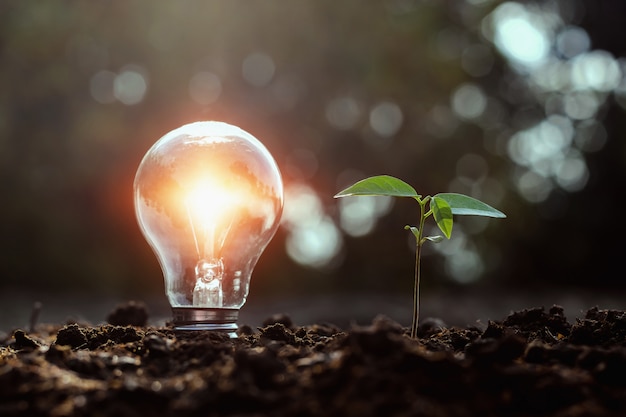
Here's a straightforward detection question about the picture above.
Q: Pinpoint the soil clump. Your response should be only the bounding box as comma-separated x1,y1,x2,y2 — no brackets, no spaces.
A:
2,303,626,416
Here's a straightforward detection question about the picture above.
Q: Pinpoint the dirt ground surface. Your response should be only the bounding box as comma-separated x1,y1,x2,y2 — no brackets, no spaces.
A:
2,301,626,416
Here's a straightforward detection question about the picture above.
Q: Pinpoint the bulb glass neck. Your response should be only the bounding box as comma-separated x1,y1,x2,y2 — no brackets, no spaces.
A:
172,307,239,337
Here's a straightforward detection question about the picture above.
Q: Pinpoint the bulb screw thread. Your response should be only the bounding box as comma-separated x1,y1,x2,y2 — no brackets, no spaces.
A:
171,307,239,337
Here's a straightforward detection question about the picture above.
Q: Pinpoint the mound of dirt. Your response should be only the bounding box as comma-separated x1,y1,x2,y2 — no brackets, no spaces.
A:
2,303,626,416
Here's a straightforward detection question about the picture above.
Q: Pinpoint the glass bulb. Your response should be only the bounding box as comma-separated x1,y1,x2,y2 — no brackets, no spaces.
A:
134,121,283,335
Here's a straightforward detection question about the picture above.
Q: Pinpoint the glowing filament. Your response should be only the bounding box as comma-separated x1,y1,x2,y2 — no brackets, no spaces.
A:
183,180,242,308
185,180,238,259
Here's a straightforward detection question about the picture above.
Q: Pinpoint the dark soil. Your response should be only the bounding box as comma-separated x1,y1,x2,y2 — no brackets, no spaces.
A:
2,302,626,416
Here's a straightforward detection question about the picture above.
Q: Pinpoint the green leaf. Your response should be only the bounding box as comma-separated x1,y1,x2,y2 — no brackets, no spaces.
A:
423,235,444,244
435,193,506,218
404,225,420,240
335,175,420,199
431,196,453,239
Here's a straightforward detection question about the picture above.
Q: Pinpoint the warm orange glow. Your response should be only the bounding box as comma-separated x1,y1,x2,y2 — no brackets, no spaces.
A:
183,177,243,259
185,179,239,228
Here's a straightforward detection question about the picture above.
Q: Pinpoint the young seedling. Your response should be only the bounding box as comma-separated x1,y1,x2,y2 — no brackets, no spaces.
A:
334,175,506,339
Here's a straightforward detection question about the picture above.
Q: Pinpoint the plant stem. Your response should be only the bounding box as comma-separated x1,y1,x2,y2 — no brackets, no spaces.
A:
410,241,421,338
410,198,428,339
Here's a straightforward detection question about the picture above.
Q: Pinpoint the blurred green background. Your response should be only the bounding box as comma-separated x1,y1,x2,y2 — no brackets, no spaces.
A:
2,1,626,328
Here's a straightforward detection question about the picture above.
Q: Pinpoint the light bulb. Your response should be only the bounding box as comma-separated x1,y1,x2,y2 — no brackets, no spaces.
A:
134,121,283,335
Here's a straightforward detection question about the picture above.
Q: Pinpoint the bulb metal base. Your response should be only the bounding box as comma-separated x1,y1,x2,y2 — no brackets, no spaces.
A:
172,307,239,338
